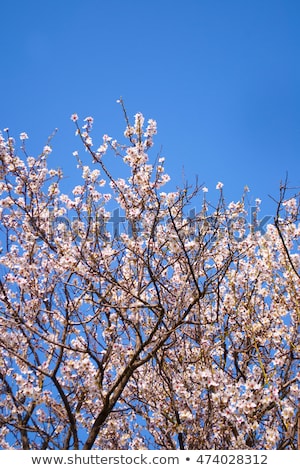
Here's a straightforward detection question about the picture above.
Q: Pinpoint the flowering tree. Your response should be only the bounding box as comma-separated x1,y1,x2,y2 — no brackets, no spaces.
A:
0,103,299,450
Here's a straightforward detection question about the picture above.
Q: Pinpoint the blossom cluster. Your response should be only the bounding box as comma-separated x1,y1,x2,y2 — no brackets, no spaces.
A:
0,110,299,450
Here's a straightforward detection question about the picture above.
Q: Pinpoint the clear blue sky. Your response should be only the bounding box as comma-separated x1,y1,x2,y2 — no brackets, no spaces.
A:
1,0,300,218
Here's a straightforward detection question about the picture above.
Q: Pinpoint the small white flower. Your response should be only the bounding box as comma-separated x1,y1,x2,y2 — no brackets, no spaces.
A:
27,156,36,167
84,136,93,147
20,132,29,140
216,182,223,190
89,169,100,182
97,144,107,154
43,145,52,154
72,185,85,195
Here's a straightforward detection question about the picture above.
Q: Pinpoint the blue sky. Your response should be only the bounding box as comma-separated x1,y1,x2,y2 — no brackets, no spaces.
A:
1,0,300,219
